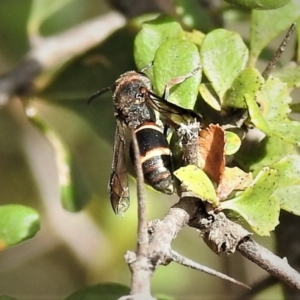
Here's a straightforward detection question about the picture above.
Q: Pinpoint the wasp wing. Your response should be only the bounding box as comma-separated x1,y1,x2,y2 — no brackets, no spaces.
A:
147,92,202,128
108,122,130,216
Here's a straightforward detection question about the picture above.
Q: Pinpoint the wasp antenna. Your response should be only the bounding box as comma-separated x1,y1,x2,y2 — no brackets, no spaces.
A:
87,86,111,104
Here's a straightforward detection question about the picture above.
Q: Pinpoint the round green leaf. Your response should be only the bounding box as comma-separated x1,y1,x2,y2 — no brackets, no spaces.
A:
153,39,201,109
200,29,248,102
224,131,241,155
0,205,40,249
220,167,280,236
224,0,290,9
134,15,184,73
223,67,264,109
64,283,130,300
174,165,218,205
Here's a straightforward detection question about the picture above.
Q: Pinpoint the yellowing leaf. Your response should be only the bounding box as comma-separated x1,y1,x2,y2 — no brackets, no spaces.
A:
174,165,218,205
216,167,253,201
219,167,280,236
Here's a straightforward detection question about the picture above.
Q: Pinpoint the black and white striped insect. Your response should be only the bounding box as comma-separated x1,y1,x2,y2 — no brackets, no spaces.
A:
89,70,200,216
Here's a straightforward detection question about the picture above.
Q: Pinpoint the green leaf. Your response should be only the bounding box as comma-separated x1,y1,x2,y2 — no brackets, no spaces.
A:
270,155,300,215
174,0,214,31
224,131,242,155
235,135,297,172
64,283,130,300
0,296,19,300
184,30,205,47
29,113,90,212
220,167,280,236
199,83,221,111
200,29,248,103
153,39,201,108
244,94,272,136
249,1,300,65
27,0,74,36
258,76,300,146
0,205,40,249
134,15,184,74
224,0,290,9
274,64,300,88
273,186,300,215
174,165,218,205
223,67,264,109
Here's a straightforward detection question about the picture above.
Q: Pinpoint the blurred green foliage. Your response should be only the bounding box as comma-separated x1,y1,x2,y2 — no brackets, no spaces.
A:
0,0,299,299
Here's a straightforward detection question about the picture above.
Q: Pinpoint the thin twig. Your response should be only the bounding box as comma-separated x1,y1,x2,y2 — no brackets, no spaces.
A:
124,129,153,299
131,129,149,255
262,23,296,80
0,11,126,105
170,249,250,289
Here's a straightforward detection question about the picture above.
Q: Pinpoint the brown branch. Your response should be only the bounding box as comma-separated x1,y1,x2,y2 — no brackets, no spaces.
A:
0,11,126,104
146,195,250,288
238,238,300,290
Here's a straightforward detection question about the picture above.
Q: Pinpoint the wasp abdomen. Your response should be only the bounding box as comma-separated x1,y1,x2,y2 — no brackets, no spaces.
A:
130,122,174,195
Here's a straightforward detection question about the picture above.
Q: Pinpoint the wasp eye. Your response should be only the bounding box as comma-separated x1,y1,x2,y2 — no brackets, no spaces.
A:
139,87,147,95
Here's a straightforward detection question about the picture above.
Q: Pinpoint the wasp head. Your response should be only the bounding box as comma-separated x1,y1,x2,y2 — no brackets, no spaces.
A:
112,71,155,128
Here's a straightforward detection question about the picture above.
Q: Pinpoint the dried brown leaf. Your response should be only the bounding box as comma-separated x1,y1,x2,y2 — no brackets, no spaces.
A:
216,167,253,201
198,124,226,184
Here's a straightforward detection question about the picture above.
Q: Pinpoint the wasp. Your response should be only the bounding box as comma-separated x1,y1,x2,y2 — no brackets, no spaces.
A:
88,69,201,216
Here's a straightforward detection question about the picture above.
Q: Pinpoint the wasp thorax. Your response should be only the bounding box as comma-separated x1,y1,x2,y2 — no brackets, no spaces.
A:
112,71,154,128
